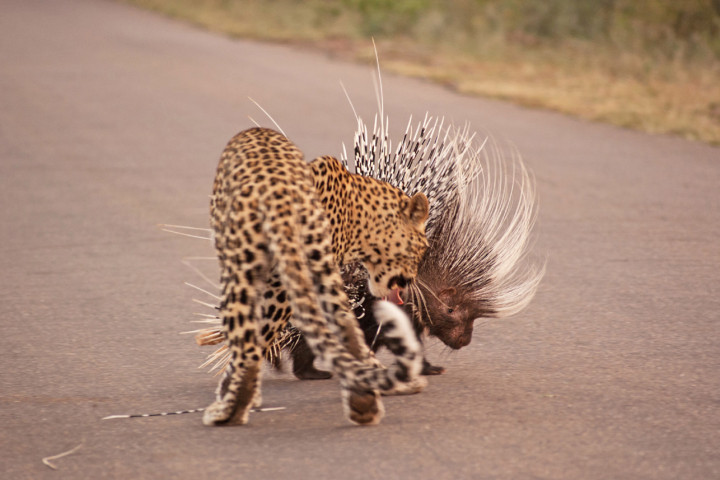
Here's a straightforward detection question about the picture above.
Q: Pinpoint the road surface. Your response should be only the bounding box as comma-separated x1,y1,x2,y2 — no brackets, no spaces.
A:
1,0,718,478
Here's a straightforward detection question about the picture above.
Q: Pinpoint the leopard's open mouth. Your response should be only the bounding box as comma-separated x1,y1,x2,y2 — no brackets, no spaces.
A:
383,287,404,306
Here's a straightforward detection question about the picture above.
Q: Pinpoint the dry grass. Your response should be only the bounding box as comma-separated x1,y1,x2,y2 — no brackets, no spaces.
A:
373,44,720,143
124,0,720,145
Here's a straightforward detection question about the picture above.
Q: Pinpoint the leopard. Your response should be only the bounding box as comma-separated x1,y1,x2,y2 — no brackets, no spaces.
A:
202,127,430,426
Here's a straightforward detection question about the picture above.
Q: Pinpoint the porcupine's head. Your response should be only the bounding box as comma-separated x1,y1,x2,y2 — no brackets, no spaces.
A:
342,113,544,349
412,273,481,349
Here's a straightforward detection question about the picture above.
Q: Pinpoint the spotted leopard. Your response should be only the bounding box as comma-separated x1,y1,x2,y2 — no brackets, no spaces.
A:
203,127,430,426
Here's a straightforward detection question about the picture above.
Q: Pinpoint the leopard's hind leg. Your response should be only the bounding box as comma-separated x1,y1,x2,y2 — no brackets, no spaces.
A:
203,258,266,426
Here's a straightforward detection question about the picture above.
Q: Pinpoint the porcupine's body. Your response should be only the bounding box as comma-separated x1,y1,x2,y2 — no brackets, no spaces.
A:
202,127,429,426
289,114,544,376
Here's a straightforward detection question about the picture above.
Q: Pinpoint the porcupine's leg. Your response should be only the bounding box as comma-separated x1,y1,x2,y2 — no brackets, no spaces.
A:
262,268,331,380
309,260,378,363
290,310,384,380
291,334,333,380
290,270,377,379
203,260,265,426
260,272,332,379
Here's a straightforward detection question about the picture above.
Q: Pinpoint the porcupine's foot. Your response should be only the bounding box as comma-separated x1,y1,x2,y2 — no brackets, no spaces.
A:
294,365,333,380
291,336,333,380
422,359,445,375
342,387,385,425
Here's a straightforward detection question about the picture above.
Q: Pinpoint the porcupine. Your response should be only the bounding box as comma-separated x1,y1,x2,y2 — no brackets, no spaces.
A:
286,112,545,377
191,111,543,379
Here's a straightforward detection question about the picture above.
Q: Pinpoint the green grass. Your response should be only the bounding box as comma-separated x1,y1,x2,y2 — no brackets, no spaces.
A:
124,0,720,145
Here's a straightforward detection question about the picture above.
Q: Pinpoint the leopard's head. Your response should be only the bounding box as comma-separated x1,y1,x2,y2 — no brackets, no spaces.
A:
356,182,430,301
310,156,429,301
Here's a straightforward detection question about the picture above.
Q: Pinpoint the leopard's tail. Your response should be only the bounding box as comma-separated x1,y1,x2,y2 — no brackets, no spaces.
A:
261,197,425,425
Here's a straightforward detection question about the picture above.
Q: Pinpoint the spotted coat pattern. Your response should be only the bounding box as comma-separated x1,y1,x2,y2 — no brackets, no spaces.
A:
202,127,429,426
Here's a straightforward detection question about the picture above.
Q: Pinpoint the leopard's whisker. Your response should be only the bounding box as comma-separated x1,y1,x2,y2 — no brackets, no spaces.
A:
411,280,433,326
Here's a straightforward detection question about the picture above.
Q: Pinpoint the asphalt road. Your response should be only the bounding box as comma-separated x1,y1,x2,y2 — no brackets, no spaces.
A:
2,0,719,478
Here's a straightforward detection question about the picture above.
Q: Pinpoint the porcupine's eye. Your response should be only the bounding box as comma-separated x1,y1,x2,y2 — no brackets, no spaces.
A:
447,308,454,314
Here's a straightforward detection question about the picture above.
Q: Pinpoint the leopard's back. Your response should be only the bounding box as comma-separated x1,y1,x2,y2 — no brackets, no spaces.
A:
211,127,312,245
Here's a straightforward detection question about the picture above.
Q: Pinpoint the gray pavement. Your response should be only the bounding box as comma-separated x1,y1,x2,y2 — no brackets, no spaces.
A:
1,0,719,478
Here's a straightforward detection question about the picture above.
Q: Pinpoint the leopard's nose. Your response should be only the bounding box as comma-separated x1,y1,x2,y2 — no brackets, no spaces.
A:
388,275,408,289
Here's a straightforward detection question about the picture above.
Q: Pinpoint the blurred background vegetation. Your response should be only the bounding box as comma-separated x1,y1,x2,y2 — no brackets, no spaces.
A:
126,0,720,144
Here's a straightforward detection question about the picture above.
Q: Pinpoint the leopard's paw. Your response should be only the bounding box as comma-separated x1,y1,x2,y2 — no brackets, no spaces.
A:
202,400,248,426
381,376,427,396
342,388,385,426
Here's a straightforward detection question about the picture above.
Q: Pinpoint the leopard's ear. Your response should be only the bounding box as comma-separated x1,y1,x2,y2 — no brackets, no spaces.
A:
406,192,429,226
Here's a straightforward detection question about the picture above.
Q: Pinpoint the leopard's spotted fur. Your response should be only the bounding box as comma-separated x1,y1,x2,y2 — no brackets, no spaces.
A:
203,127,429,426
